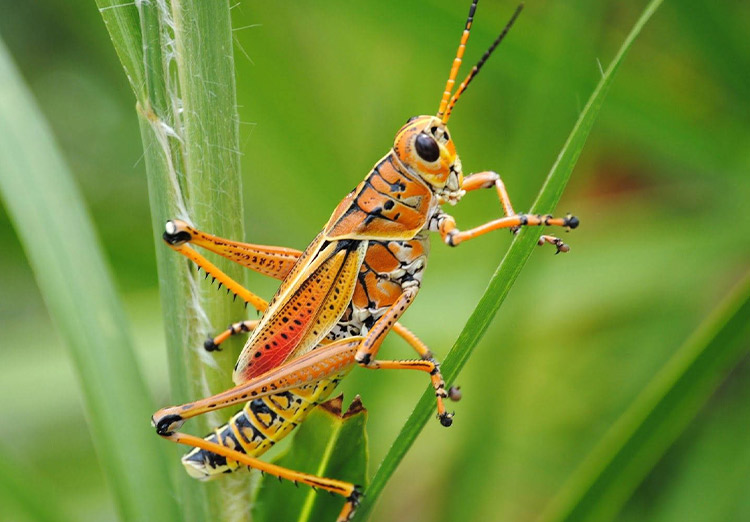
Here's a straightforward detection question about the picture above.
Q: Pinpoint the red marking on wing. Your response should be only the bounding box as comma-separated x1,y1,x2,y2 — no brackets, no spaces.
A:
237,271,329,380
233,241,365,384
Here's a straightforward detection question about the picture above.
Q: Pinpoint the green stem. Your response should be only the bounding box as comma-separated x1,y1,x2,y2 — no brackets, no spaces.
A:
100,0,251,519
171,0,252,519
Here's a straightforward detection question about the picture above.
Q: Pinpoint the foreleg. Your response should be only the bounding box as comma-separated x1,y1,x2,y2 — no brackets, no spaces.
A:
438,210,578,252
456,171,578,252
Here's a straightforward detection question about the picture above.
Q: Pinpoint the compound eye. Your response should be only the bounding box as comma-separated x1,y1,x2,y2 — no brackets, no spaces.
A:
406,116,419,124
415,133,440,162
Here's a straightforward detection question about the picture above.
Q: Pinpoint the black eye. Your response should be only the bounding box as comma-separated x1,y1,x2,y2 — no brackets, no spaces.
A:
406,116,419,124
415,133,440,162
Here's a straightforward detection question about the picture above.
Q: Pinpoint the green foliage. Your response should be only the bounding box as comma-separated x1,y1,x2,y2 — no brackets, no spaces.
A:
0,445,69,522
253,395,369,522
1,1,749,521
95,0,143,97
0,39,178,521
541,274,750,522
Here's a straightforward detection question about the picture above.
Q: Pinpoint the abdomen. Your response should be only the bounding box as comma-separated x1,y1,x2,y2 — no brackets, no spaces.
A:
328,234,430,339
181,371,348,479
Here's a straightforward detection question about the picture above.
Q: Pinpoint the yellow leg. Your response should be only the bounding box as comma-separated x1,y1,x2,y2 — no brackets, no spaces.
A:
153,338,367,519
167,241,269,312
153,321,452,434
354,286,453,426
393,322,462,403
439,211,578,249
162,431,362,521
461,170,516,218
152,338,363,431
392,322,433,359
162,219,308,312
165,220,425,350
458,171,578,251
204,320,261,352
164,219,302,280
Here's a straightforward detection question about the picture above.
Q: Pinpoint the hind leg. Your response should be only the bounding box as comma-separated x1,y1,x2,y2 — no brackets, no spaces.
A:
153,338,365,520
162,430,362,521
164,219,302,279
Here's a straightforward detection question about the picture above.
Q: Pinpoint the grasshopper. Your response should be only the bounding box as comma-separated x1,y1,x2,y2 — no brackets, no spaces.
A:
152,2,578,520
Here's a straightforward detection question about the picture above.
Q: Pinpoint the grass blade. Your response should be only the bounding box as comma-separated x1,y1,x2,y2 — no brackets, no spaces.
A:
0,38,179,522
351,1,665,519
253,396,369,522
95,0,145,98
540,272,750,522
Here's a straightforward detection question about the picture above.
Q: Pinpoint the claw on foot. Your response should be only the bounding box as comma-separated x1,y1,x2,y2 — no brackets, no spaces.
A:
539,235,570,254
439,411,455,427
152,413,184,436
565,214,580,229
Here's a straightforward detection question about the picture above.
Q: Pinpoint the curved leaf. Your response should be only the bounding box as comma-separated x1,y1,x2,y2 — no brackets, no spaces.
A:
352,0,665,519
540,273,750,522
0,38,179,522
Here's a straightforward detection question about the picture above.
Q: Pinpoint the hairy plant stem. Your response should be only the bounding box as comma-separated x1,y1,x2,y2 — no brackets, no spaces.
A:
100,0,252,519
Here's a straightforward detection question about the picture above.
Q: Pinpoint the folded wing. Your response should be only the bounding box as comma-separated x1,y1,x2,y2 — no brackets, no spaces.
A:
232,238,367,384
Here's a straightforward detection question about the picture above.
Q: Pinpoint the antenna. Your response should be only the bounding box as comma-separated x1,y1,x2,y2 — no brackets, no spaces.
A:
436,0,479,120
439,3,524,124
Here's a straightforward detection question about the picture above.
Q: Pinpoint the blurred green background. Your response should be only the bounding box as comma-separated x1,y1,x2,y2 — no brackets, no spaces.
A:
1,1,749,521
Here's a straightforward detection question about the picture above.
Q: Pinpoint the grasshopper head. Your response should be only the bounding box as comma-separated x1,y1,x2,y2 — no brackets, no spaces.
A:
393,115,462,193
391,2,524,198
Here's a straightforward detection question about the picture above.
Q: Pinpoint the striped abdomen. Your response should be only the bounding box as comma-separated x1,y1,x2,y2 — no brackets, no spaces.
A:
182,372,348,479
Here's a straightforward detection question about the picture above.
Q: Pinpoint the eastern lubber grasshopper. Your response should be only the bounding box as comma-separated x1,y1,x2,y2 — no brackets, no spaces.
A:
151,2,578,520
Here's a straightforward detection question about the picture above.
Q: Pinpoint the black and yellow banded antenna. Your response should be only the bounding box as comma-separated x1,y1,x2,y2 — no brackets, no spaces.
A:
437,1,524,124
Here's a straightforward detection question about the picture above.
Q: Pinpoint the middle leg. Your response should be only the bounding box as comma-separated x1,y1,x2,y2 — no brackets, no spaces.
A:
354,285,454,426
393,322,462,402
203,320,261,352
